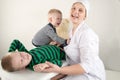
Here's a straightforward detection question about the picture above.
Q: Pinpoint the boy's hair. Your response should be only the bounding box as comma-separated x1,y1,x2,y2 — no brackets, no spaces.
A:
1,54,15,72
48,9,62,18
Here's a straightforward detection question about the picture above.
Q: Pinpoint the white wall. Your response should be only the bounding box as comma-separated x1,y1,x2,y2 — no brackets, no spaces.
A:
0,0,120,71
0,0,74,54
88,0,120,71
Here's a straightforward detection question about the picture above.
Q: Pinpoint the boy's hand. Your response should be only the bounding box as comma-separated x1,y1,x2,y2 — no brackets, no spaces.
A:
50,41,61,46
33,63,49,72
50,41,58,45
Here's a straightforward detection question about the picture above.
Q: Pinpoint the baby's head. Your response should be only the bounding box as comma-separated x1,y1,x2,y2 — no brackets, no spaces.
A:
48,9,62,27
1,52,32,72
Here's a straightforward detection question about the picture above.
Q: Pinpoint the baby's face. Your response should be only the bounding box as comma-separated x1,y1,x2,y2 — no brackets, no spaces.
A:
51,13,62,27
10,52,32,70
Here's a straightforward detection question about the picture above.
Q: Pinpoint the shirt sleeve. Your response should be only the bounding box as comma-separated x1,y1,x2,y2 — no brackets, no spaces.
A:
79,29,99,73
8,39,29,53
46,29,65,44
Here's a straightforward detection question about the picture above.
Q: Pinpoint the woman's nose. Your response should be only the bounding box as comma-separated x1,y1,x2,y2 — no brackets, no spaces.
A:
74,9,79,14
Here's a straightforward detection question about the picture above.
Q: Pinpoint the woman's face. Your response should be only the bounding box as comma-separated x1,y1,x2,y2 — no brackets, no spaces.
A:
70,2,86,26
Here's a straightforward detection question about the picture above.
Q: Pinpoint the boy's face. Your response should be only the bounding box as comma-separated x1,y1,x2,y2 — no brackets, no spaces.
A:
10,52,32,70
70,2,86,25
50,13,62,27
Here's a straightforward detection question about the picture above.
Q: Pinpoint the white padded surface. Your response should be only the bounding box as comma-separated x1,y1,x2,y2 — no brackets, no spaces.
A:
1,60,120,80
0,69,57,80
0,64,57,80
0,60,67,80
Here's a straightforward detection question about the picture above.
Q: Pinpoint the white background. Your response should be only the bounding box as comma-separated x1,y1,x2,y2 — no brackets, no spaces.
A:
0,0,120,71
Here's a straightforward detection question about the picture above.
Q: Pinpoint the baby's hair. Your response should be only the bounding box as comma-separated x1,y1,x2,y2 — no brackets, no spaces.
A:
1,54,15,72
48,9,62,19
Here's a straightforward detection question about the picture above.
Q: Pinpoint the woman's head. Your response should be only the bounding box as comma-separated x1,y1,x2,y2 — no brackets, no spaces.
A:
75,0,90,17
70,0,90,25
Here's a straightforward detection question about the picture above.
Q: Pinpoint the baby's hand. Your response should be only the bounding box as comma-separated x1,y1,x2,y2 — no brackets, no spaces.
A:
33,63,49,72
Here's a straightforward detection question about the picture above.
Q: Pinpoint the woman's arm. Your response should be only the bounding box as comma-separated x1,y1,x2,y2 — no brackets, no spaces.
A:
42,61,85,75
60,64,85,75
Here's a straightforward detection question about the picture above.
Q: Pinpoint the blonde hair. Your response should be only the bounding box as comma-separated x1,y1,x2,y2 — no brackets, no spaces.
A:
1,54,15,72
48,9,62,19
56,19,70,39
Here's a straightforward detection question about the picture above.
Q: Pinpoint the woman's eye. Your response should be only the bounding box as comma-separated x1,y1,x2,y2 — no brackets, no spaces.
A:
71,7,75,10
72,7,75,10
79,9,83,12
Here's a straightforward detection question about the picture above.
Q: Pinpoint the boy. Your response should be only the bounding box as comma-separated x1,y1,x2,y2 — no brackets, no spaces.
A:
1,39,65,72
32,9,67,47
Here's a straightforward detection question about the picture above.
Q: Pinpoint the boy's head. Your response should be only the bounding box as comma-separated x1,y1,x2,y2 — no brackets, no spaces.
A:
48,9,62,27
1,52,32,72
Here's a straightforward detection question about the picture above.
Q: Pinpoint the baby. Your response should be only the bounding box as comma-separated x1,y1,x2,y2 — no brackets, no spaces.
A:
1,39,65,72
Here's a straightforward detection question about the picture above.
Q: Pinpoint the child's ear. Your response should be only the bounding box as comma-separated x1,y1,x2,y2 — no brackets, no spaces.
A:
48,17,52,22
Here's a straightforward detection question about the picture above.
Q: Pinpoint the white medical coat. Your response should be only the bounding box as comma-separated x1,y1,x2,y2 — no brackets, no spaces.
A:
63,21,105,80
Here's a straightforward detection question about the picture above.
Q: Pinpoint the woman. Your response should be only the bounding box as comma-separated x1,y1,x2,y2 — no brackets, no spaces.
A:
34,0,106,80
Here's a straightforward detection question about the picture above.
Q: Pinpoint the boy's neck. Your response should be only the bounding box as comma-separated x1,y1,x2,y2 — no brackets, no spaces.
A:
48,23,56,33
48,23,55,27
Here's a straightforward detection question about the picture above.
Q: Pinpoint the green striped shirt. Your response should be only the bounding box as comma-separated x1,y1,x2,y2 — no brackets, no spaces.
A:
8,39,65,70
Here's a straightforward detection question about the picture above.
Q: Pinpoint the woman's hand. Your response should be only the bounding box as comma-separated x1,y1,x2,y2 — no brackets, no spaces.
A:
33,63,49,72
41,61,61,73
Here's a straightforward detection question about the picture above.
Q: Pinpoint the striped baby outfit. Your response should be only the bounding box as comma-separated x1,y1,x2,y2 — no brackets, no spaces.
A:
8,39,65,70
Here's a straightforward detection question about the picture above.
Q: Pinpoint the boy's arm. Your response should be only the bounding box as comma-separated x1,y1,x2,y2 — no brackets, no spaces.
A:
46,29,65,45
51,74,67,80
49,41,58,45
8,39,28,52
